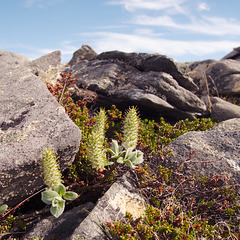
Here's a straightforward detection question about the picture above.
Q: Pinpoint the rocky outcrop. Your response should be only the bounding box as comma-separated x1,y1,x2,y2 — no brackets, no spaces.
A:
165,118,240,191
1,46,240,239
0,51,82,207
69,51,207,120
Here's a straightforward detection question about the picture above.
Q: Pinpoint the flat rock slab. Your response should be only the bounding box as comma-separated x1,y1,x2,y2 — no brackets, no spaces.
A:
71,172,145,240
0,66,81,206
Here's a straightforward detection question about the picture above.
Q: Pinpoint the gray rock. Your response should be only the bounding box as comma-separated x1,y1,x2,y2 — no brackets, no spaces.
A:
67,45,97,66
201,96,240,122
189,59,240,96
70,58,207,120
0,49,29,72
97,51,198,92
70,172,146,240
22,202,94,240
28,51,64,86
0,66,81,206
222,46,240,61
165,118,240,190
28,50,61,76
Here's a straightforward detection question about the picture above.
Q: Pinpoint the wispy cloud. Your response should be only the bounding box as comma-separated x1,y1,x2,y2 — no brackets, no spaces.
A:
132,14,240,36
107,0,186,12
81,31,239,60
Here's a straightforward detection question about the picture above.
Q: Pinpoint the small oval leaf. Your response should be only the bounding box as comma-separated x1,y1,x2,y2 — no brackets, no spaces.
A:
0,204,8,215
50,199,65,218
41,190,60,205
63,191,78,201
54,183,66,196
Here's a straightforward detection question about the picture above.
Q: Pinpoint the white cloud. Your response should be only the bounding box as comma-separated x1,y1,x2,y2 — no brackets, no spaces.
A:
132,14,240,36
198,2,210,11
82,31,239,61
107,0,186,12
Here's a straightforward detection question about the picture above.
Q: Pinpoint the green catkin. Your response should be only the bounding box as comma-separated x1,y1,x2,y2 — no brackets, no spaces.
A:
88,108,107,170
122,106,139,150
41,148,63,189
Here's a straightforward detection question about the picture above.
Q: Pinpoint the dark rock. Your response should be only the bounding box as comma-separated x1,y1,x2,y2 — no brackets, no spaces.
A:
22,202,94,240
222,46,240,61
67,45,97,66
188,59,240,96
70,57,206,120
97,51,198,92
0,58,81,207
165,118,240,191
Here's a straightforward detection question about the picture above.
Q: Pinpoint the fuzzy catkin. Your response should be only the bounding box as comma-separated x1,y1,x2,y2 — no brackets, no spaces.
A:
88,108,107,170
41,148,63,189
122,106,139,150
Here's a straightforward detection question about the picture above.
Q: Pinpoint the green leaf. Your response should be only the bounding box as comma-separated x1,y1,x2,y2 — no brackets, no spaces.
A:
117,157,124,164
132,150,144,165
0,204,8,215
63,191,78,201
41,190,60,205
50,198,65,218
54,183,66,196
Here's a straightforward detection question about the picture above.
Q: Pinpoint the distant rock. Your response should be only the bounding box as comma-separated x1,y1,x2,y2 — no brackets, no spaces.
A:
222,46,240,61
188,59,240,97
67,45,97,66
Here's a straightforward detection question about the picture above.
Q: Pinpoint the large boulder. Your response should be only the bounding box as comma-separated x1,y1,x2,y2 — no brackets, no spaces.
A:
165,118,240,191
0,51,81,207
70,51,207,120
97,51,198,91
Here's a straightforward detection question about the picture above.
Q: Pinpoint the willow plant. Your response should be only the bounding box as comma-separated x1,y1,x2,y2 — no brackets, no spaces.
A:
40,149,78,218
88,106,144,171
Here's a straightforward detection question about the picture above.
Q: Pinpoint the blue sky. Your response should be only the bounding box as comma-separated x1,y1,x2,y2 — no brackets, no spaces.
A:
1,0,240,63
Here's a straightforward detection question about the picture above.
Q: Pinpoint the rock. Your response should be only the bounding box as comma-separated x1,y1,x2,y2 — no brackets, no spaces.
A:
22,202,95,240
165,118,240,190
222,46,240,61
28,50,61,76
67,45,97,66
70,57,207,120
0,49,29,72
22,172,145,240
0,56,81,207
97,51,198,92
188,59,240,96
70,172,145,240
201,96,240,122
